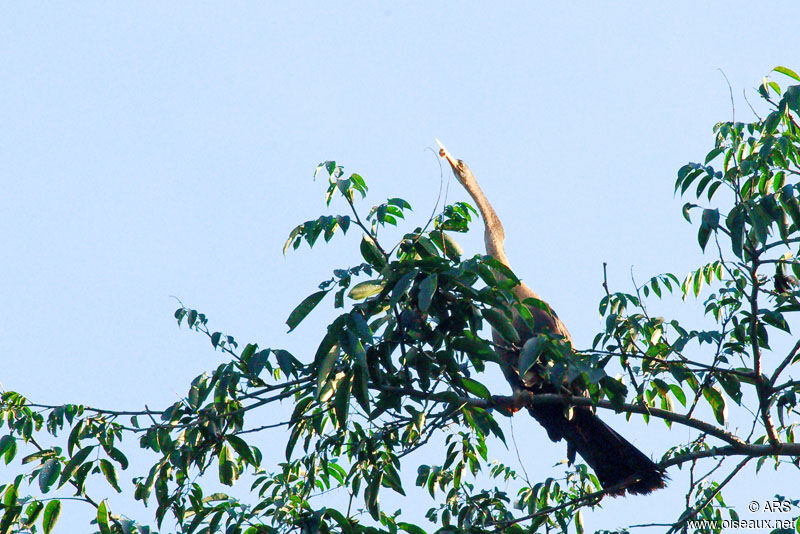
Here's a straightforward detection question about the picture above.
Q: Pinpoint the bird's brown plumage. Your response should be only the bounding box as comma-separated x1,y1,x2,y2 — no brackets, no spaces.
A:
437,140,666,495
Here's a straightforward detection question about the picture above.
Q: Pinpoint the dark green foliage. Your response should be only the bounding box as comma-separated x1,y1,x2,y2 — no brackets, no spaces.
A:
3,68,800,534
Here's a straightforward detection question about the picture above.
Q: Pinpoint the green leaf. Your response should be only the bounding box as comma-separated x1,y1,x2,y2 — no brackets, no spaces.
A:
333,373,351,428
314,329,338,366
285,425,302,461
698,208,719,251
227,435,256,465
750,204,771,245
485,257,520,285
780,185,800,232
38,458,60,493
348,311,373,343
106,447,129,470
413,235,440,257
519,336,543,375
388,197,412,210
725,206,745,259
774,66,800,82
365,470,382,520
398,523,427,534
382,463,406,495
218,445,236,486
415,464,430,487
341,330,367,368
97,500,111,534
210,331,221,348
22,451,49,465
360,235,386,269
717,374,742,405
451,335,497,362
324,509,354,534
762,310,791,333
704,147,724,164
430,230,463,260
3,484,17,508
4,438,18,464
707,180,723,200
43,500,61,534
601,376,628,410
350,173,368,197
337,215,351,233
22,501,43,528
461,377,491,399
99,459,121,492
522,297,553,314
0,435,13,459
353,363,370,412
67,421,83,456
348,280,385,300
59,446,94,488
316,344,339,400
273,349,296,377
693,272,703,297
283,224,303,255
763,111,781,134
417,274,438,312
482,308,520,345
390,271,417,307
703,386,727,425
240,343,257,363
669,384,687,407
286,290,327,332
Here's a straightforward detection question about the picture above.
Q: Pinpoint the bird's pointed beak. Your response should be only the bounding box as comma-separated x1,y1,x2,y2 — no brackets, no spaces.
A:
435,138,458,170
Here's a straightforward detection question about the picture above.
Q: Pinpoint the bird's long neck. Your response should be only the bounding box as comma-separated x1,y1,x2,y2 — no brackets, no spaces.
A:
460,177,510,267
440,145,572,342
460,174,548,304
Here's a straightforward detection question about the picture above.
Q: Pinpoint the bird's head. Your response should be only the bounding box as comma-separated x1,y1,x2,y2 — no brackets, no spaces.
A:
435,139,475,187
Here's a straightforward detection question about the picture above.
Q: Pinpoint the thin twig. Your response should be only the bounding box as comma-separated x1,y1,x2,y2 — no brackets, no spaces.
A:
667,457,750,533
718,68,736,124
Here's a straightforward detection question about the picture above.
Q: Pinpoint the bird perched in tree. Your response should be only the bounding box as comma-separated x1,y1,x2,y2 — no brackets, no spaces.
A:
775,261,799,295
436,140,666,495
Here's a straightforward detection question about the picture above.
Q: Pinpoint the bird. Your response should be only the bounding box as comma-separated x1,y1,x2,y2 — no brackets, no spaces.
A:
436,139,666,496
774,262,799,295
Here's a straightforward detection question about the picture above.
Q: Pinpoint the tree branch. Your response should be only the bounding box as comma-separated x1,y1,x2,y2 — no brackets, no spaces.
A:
373,384,748,448
770,339,800,385
667,457,750,534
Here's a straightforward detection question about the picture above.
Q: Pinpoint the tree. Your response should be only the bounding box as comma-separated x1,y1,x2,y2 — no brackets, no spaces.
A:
3,67,800,534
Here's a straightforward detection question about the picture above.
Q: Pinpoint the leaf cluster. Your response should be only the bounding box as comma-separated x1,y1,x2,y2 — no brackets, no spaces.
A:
4,68,800,534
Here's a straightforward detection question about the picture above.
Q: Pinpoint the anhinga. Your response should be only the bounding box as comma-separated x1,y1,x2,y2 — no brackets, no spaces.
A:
436,140,666,495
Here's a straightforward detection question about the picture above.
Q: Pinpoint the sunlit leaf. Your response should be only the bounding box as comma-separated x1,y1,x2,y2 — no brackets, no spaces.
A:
348,280,385,300
461,377,491,399
97,500,111,534
774,66,800,82
43,500,61,534
99,459,121,492
703,386,727,425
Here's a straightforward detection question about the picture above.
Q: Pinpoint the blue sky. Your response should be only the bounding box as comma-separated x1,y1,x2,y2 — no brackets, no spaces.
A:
3,2,800,532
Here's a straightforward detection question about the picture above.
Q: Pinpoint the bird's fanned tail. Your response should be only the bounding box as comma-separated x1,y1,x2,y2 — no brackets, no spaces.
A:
527,403,668,495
